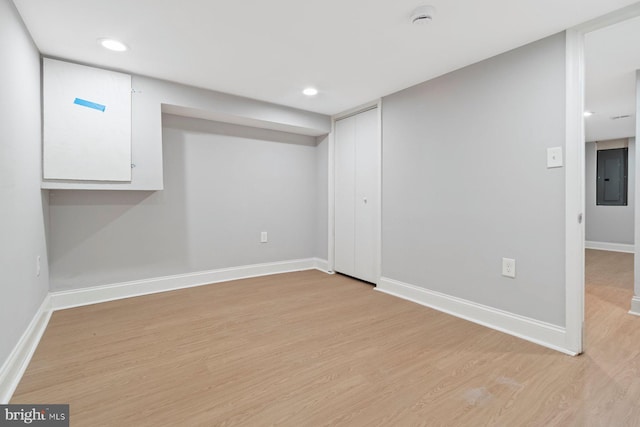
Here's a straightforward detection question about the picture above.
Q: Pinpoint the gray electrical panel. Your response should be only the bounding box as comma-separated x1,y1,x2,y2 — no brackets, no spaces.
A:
596,148,628,206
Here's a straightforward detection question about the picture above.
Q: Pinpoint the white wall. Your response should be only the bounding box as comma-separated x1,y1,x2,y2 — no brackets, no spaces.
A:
381,33,567,326
0,0,49,365
48,115,324,290
585,138,635,246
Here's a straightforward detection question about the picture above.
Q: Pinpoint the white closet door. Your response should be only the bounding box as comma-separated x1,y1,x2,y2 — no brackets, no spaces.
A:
334,115,356,275
354,108,378,282
334,107,378,283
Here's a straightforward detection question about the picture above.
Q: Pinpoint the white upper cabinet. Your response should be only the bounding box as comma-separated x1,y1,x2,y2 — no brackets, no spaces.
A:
43,58,132,182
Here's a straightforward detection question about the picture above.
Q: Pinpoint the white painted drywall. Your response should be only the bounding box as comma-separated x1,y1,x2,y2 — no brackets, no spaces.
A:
381,33,567,326
0,0,49,366
48,115,322,290
585,138,635,245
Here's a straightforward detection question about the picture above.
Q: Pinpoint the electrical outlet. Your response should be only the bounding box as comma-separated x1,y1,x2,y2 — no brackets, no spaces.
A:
261,232,268,243
36,255,41,277
502,258,516,278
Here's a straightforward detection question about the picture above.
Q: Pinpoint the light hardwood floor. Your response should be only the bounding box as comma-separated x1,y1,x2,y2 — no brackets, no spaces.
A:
12,250,640,426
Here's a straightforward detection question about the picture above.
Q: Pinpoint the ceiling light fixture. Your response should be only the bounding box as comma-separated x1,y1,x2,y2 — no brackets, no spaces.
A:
411,5,436,25
303,87,318,96
98,38,128,52
583,111,594,117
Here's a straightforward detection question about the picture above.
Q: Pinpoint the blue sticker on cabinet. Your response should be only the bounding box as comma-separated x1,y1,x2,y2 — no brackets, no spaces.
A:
73,98,106,112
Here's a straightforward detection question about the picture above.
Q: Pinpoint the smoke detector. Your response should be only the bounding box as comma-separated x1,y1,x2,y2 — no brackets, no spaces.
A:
411,6,436,25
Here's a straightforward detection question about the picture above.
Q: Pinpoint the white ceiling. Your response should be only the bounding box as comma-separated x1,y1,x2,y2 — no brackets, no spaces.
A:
585,15,640,142
12,0,640,116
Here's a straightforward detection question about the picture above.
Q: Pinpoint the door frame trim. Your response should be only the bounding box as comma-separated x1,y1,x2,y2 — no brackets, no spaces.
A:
564,26,585,354
565,3,640,355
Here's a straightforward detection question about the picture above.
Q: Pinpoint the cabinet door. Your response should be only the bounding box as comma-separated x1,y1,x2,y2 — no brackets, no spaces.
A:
354,108,378,283
334,115,356,275
43,58,132,181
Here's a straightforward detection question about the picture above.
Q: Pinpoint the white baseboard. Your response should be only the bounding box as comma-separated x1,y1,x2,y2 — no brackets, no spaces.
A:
313,258,330,273
376,277,576,356
630,296,640,316
0,295,52,404
585,241,635,253
50,258,328,310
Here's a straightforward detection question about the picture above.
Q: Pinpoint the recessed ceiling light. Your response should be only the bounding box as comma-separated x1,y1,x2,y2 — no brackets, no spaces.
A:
583,111,594,117
98,38,128,52
303,87,318,96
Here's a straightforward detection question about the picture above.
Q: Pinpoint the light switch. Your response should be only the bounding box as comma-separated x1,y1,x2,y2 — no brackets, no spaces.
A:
547,147,563,168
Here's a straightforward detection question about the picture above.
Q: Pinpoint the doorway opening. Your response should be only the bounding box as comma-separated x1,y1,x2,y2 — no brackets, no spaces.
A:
566,4,640,355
